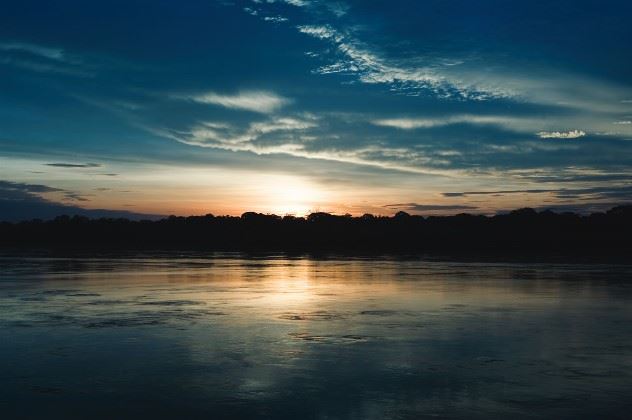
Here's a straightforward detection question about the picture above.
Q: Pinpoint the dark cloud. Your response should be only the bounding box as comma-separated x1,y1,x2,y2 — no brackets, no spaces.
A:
443,186,632,201
45,162,102,168
510,172,632,184
63,192,91,202
0,180,64,195
443,189,556,198
0,180,160,222
385,203,478,213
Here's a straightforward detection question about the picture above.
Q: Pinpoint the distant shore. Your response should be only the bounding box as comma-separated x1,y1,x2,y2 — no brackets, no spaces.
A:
1,206,631,255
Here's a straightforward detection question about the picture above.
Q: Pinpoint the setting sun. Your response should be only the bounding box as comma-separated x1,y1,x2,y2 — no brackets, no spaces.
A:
258,175,328,216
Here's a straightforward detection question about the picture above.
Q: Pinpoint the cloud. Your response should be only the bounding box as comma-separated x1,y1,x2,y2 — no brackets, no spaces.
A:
158,115,450,175
281,0,310,6
263,16,289,23
63,192,91,202
443,185,632,201
175,116,318,151
327,2,350,17
0,41,93,77
0,56,91,77
371,114,632,144
230,0,632,154
0,180,160,222
0,42,65,61
249,0,310,7
244,7,258,16
298,25,341,41
187,90,291,113
443,189,557,197
250,117,317,134
506,168,632,184
296,25,505,100
0,180,88,203
0,180,63,195
293,16,632,114
537,130,586,139
372,118,441,130
384,203,478,213
372,115,530,130
45,162,103,168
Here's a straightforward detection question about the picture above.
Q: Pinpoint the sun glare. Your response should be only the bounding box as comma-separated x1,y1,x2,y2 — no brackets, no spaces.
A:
259,175,327,216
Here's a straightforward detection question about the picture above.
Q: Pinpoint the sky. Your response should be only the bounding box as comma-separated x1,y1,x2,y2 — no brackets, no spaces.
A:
1,0,631,219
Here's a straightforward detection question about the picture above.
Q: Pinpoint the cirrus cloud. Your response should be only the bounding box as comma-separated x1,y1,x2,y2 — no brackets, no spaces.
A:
187,90,291,114
537,130,586,139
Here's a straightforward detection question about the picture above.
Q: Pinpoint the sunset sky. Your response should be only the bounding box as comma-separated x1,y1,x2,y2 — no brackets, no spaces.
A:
1,0,632,219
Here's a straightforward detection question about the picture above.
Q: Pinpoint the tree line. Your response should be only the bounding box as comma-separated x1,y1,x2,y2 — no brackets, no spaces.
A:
1,206,631,255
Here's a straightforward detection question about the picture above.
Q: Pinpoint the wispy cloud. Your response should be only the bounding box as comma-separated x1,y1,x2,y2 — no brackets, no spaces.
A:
0,180,158,221
537,130,586,139
443,185,632,201
45,162,103,168
504,167,632,184
296,25,505,100
0,180,89,204
243,7,258,16
252,0,310,6
263,16,289,23
63,192,91,202
373,112,631,140
244,0,632,124
157,115,452,175
384,203,478,213
250,117,317,134
294,19,632,116
0,56,90,77
0,42,66,61
372,115,614,141
281,0,310,6
0,41,94,77
372,118,428,130
372,115,528,130
443,189,557,197
179,116,317,150
327,2,349,17
0,180,63,195
187,90,291,113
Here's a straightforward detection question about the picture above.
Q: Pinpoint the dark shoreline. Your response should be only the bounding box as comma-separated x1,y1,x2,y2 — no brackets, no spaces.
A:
1,205,631,262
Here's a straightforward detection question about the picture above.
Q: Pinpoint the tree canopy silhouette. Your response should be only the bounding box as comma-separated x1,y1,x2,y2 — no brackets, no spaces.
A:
1,206,631,255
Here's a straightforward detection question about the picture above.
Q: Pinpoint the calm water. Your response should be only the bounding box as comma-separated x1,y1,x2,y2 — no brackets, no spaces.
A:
1,256,631,419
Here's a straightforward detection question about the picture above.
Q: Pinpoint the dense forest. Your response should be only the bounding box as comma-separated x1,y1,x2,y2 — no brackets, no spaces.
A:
1,206,631,255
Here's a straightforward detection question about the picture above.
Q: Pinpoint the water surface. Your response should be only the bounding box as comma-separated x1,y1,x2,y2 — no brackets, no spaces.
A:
1,256,631,419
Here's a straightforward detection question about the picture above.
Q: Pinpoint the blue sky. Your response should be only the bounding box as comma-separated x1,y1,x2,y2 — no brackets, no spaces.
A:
1,0,631,218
